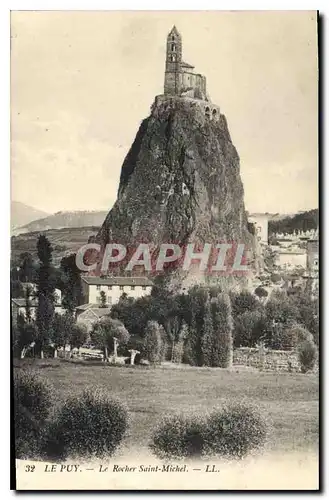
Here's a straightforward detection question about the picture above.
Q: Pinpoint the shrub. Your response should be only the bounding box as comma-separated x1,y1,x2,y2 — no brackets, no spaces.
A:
150,414,205,460
203,402,268,459
254,286,268,299
298,340,318,373
286,324,314,348
14,370,53,458
43,388,128,460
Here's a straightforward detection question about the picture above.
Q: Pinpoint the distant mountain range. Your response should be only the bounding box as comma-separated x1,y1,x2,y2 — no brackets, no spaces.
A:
11,201,49,230
11,209,108,236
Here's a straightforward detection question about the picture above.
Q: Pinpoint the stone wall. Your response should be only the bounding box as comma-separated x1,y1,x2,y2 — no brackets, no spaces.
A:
233,347,318,373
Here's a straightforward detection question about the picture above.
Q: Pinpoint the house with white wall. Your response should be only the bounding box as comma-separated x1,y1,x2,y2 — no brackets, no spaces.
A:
81,276,153,306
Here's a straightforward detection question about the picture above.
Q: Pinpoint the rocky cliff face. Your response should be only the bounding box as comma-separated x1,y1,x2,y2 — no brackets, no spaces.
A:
96,96,257,289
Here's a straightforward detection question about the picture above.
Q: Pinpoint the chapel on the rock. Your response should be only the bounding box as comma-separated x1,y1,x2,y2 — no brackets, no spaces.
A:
164,26,207,100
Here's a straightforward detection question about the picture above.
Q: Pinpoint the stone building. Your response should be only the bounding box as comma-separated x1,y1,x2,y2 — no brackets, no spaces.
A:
164,26,207,100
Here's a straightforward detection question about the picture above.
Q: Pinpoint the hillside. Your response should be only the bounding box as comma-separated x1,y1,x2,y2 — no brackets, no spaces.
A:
11,201,49,230
268,209,318,235
11,226,99,266
12,210,108,236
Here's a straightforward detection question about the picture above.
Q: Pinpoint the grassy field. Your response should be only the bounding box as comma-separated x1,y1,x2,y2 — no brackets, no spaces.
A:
14,359,319,456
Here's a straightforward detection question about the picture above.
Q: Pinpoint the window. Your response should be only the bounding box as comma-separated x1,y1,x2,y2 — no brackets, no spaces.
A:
107,296,112,305
108,285,112,290
171,43,176,52
119,285,124,291
172,54,176,62
96,296,101,303
142,286,147,290
96,285,101,291
131,286,135,291
171,35,175,41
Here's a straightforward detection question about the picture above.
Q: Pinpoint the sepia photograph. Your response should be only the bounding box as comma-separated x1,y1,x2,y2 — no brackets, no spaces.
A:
10,9,319,490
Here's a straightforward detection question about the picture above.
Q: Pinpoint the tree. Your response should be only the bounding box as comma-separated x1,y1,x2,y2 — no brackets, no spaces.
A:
210,293,233,368
234,309,266,347
12,314,37,359
172,321,189,363
11,279,24,298
230,290,260,319
35,235,56,358
184,286,210,366
144,321,162,364
51,313,75,357
24,284,33,323
148,290,187,362
285,324,314,349
60,254,83,315
201,295,214,366
111,295,151,337
265,293,299,327
91,317,129,360
298,340,318,373
99,291,107,308
254,286,268,300
69,324,88,350
18,252,37,283
288,290,319,344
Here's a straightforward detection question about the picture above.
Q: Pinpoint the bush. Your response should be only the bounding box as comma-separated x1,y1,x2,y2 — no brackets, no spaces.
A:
150,414,205,460
254,286,268,299
14,370,53,458
286,324,314,348
203,402,268,459
298,340,318,373
43,388,128,460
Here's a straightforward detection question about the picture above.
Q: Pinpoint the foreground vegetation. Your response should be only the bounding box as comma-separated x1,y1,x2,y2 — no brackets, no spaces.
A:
14,359,319,458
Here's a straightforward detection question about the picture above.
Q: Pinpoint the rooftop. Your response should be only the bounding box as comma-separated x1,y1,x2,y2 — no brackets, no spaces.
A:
77,305,112,319
181,61,195,69
81,276,153,287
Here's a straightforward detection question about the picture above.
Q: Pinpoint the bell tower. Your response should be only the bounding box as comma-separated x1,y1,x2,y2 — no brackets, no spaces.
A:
164,26,182,95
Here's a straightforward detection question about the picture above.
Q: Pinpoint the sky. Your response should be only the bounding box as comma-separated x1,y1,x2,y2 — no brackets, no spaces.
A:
11,10,318,215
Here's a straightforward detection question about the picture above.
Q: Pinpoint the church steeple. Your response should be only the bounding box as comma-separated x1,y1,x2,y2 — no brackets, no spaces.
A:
164,26,182,95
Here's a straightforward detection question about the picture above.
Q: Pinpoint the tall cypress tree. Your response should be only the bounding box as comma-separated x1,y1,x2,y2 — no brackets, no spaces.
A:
60,254,83,315
184,286,209,366
211,293,234,368
201,295,214,366
36,235,56,358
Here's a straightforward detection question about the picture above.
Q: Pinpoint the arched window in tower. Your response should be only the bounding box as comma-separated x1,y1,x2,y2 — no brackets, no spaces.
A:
171,43,176,52
171,35,175,41
172,54,176,62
